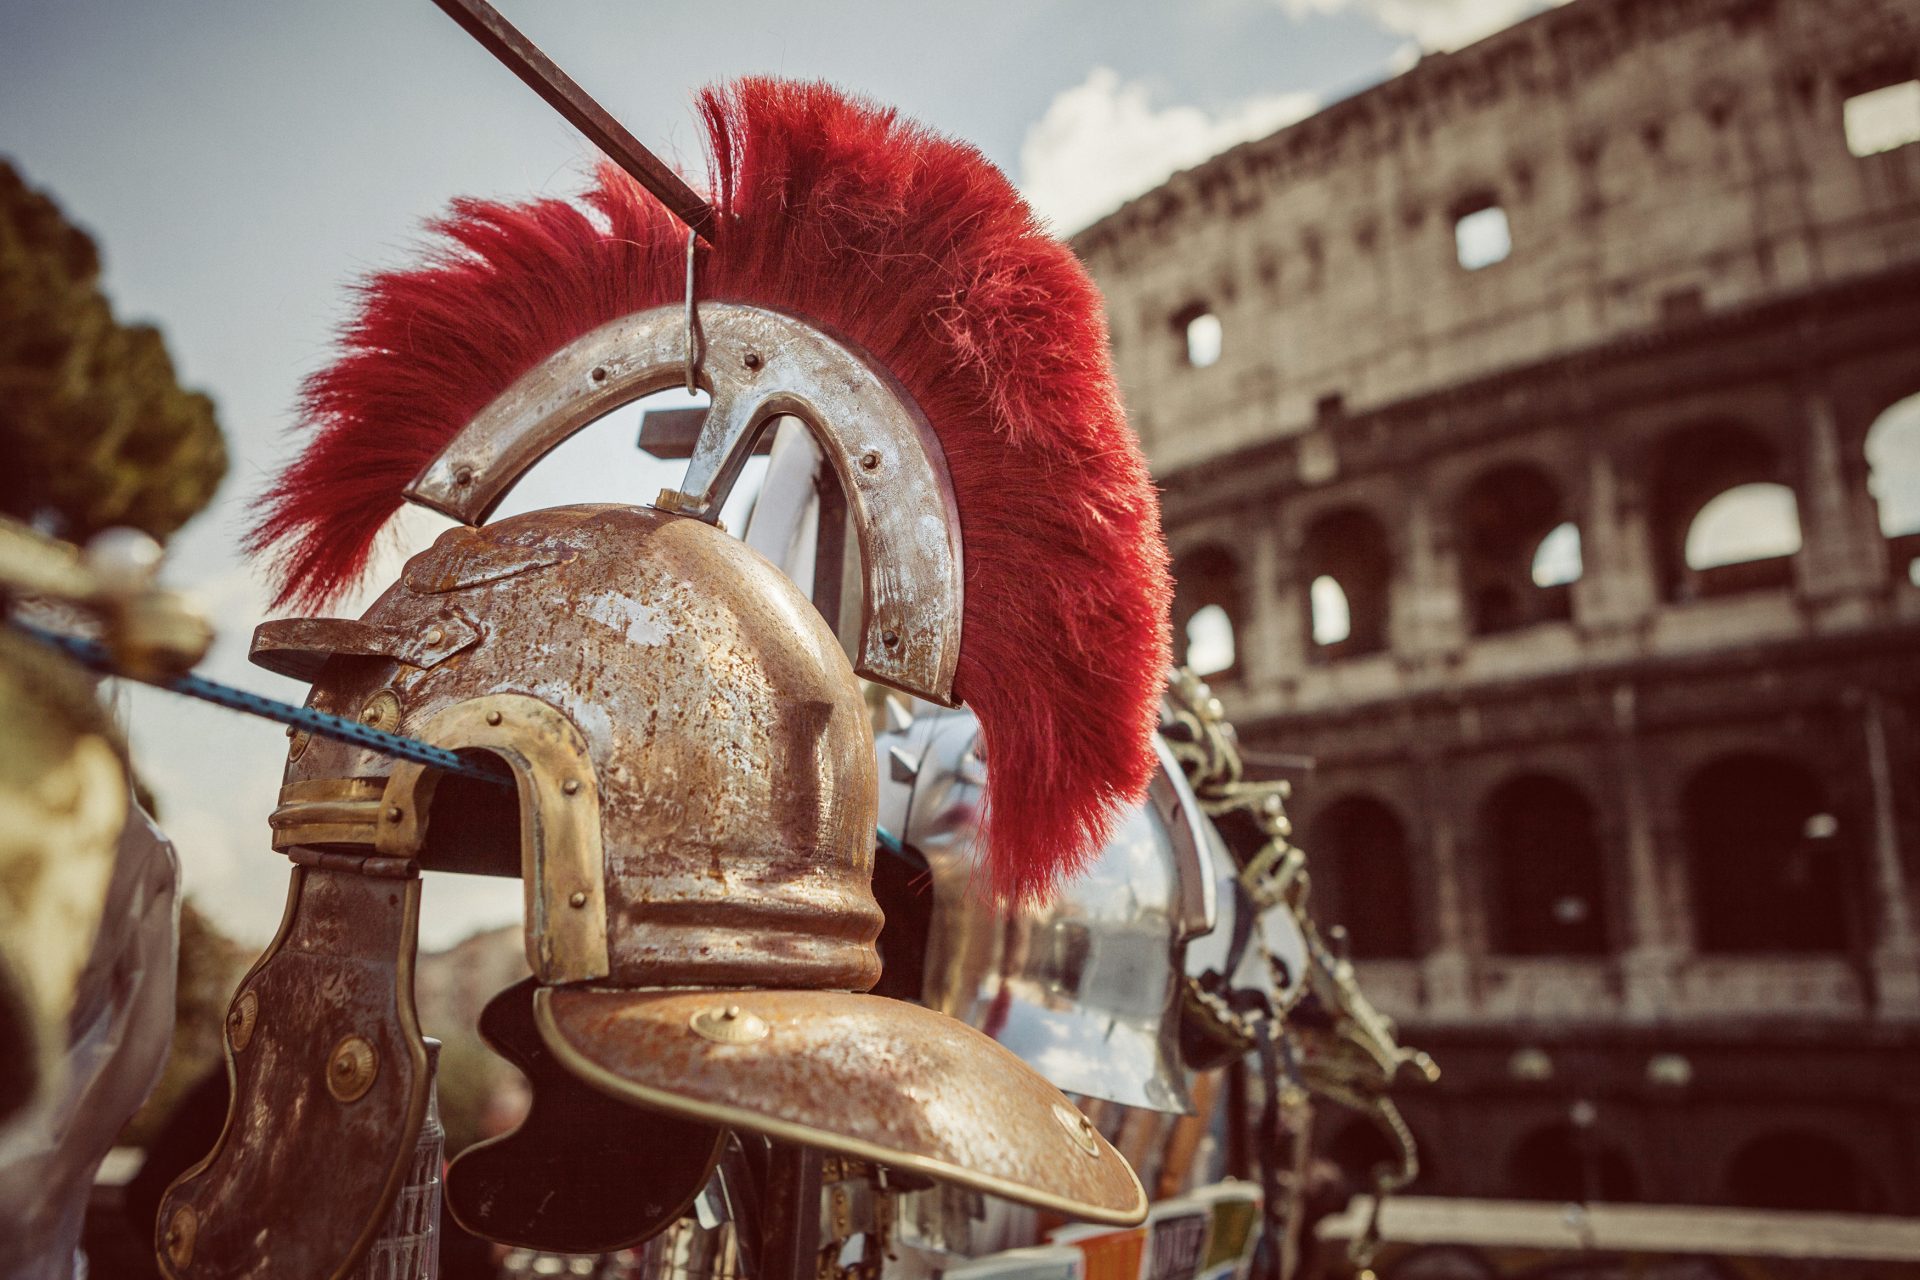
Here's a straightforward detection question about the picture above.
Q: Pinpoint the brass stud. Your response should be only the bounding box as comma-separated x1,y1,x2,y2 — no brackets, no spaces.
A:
454,466,474,486
163,1204,196,1268
562,778,581,796
423,626,445,646
860,450,881,470
386,806,404,823
689,1003,769,1045
568,891,588,908
359,689,401,730
227,989,258,1053
485,710,503,726
743,351,762,370
881,630,900,649
1052,1102,1102,1158
327,1035,379,1103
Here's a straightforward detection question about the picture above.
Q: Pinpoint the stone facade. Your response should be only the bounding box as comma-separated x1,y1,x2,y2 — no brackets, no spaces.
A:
1078,0,1920,1214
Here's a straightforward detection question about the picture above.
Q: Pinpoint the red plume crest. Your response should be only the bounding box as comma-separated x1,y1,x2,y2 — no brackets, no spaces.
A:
249,78,1172,900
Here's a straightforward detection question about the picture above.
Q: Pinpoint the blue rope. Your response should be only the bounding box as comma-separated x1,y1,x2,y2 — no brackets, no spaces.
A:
12,622,511,785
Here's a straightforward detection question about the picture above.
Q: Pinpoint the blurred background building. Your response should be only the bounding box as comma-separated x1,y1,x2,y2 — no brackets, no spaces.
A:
1077,0,1920,1213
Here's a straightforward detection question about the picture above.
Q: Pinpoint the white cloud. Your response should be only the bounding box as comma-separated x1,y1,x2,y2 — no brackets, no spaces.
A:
1019,68,1319,236
1275,0,1569,52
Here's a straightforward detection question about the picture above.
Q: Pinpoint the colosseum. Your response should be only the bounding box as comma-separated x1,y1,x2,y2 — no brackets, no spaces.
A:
1075,0,1920,1212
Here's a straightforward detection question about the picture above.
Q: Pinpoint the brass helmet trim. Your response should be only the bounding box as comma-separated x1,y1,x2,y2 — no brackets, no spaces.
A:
404,302,963,705
377,693,609,984
533,986,1149,1227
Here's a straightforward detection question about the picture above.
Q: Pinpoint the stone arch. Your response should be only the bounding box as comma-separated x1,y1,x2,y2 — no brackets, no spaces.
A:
1477,773,1610,956
1504,1120,1639,1203
1171,542,1246,679
1456,461,1577,635
1301,505,1392,659
1681,753,1855,954
1307,793,1419,960
1725,1129,1880,1213
1866,390,1920,585
1648,420,1801,600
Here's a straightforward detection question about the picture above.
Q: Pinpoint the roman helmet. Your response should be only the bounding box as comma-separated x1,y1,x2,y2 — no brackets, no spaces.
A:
159,80,1173,1278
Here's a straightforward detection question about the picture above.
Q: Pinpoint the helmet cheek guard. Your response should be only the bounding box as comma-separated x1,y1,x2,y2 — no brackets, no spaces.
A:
160,304,1144,1278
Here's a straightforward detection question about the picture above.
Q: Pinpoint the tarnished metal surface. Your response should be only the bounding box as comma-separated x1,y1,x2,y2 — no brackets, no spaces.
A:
403,304,963,705
249,612,480,682
878,705,1215,1114
268,777,384,850
377,693,609,984
158,866,429,1279
447,980,723,1252
535,986,1148,1225
287,505,882,991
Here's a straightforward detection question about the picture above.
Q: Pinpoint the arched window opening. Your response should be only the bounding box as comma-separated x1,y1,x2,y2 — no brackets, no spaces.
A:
1480,774,1609,956
1866,391,1920,586
1505,1122,1639,1203
1844,79,1920,158
1683,754,1852,954
1458,463,1576,635
1302,508,1391,659
1652,421,1796,600
1531,521,1583,588
1454,203,1512,271
1171,302,1222,369
1307,795,1418,960
1685,483,1803,569
1172,544,1246,681
1309,575,1350,646
1185,604,1236,677
1726,1131,1878,1213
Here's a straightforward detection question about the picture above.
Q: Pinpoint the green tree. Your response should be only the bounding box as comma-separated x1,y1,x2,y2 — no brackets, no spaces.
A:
0,161,225,542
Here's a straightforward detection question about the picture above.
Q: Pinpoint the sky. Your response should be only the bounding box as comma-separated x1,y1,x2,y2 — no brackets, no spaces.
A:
0,0,1756,950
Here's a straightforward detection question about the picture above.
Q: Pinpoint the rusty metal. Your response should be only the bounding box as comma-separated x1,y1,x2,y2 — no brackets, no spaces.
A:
158,866,430,1279
425,0,716,241
446,980,724,1253
377,692,610,984
404,304,963,706
250,612,480,682
287,505,881,992
535,986,1148,1225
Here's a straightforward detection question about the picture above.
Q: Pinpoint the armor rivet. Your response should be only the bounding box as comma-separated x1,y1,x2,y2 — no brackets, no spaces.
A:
424,627,445,645
163,1205,196,1268
227,989,258,1053
454,466,474,486
689,1003,769,1045
1052,1102,1102,1158
563,778,581,795
327,1035,379,1102
569,891,588,908
881,630,900,648
591,365,609,383
860,450,881,470
743,351,762,370
486,710,503,726
387,806,404,822
359,689,400,729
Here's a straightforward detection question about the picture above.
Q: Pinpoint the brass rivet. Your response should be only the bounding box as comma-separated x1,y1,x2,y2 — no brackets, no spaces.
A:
424,626,445,645
568,891,588,908
881,630,900,648
689,1003,769,1045
562,778,581,795
227,989,258,1053
454,466,474,486
359,689,400,730
1052,1102,1102,1158
485,710,503,726
163,1204,196,1268
327,1035,379,1103
590,365,609,383
386,806,404,822
860,450,881,471
743,351,762,370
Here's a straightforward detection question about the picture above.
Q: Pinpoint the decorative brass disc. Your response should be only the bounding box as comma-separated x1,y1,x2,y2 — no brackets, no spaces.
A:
163,1205,196,1268
358,688,402,732
1052,1102,1102,1157
326,1035,379,1102
226,989,258,1053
